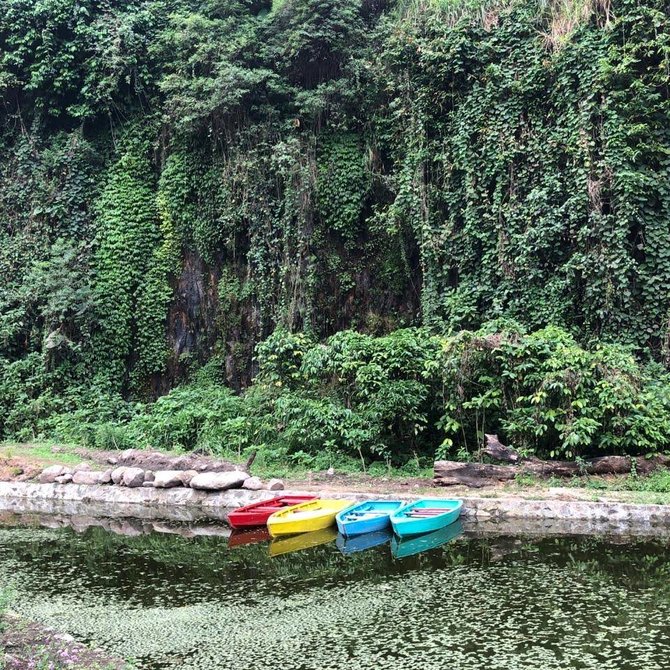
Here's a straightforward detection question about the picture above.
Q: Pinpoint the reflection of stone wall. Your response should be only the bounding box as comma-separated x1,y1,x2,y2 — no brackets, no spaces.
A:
0,510,231,539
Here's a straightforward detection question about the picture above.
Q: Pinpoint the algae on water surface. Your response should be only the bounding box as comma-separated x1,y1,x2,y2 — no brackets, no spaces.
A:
0,523,669,669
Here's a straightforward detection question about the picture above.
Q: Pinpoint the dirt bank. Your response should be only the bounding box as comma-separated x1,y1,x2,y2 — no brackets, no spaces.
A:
2,613,130,670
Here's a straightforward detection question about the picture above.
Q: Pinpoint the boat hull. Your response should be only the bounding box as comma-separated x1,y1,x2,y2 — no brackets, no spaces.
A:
335,500,405,537
267,499,354,537
390,499,463,538
227,495,316,529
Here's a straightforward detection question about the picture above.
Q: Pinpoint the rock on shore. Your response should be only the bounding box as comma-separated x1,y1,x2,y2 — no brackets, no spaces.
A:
189,471,249,491
36,462,283,496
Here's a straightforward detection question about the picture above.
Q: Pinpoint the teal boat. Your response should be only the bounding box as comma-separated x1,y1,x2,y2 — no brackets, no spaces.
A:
336,500,405,537
391,519,464,558
390,498,463,537
336,528,393,555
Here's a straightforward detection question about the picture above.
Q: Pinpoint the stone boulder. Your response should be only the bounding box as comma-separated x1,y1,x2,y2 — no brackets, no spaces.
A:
99,469,113,484
121,467,146,488
190,471,248,491
40,465,73,484
180,470,198,486
73,462,92,472
54,473,73,485
242,476,264,491
110,467,128,485
72,471,103,485
153,470,187,488
266,478,285,491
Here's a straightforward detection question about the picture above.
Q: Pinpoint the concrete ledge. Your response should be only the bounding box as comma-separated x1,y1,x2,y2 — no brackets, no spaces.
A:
0,481,669,535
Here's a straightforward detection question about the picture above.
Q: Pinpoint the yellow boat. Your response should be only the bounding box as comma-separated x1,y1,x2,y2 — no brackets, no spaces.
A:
269,527,338,556
266,498,354,537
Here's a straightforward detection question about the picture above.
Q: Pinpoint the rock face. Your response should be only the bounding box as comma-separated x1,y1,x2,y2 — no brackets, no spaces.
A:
266,478,285,491
40,465,72,484
190,471,248,491
153,471,187,488
72,471,103,485
121,468,146,488
242,476,264,491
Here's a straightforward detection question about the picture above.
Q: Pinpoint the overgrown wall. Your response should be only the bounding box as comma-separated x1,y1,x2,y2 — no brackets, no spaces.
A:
1,0,669,452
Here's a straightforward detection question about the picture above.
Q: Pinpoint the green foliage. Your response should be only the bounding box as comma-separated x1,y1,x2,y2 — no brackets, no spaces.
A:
93,129,167,393
375,0,670,349
623,468,670,494
438,323,670,459
316,133,368,239
0,0,159,121
127,382,247,454
1,0,670,465
251,327,441,464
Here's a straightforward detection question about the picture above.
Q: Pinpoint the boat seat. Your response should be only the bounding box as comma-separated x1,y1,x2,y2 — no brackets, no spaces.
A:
406,509,444,516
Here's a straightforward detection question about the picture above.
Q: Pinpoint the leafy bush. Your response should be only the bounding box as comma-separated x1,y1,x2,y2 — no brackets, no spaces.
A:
253,327,442,465
126,372,247,454
438,324,670,459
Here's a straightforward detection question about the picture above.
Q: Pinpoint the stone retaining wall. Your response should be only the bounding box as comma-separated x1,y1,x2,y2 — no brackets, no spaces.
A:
1,481,670,536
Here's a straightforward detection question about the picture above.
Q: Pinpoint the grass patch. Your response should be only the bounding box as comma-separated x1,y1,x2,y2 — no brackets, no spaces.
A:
0,442,83,466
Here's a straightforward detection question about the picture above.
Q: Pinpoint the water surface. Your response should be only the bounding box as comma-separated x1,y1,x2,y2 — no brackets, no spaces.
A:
1,515,669,670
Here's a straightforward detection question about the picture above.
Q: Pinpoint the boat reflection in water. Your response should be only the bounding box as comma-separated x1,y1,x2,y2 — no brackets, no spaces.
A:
391,519,464,559
228,527,272,548
268,526,338,557
336,528,393,555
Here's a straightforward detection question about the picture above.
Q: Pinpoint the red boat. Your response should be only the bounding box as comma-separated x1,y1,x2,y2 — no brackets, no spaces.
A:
226,495,317,529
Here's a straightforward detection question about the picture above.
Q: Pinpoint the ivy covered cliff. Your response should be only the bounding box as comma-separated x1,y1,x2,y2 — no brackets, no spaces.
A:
2,0,670,464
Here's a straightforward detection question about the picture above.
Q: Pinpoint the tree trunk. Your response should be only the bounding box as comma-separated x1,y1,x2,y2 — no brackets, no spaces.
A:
434,453,670,488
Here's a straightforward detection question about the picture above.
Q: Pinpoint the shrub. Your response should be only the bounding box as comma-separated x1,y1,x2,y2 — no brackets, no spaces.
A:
438,323,670,459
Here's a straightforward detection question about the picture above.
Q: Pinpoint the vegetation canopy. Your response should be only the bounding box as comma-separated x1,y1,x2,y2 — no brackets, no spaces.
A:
1,0,669,465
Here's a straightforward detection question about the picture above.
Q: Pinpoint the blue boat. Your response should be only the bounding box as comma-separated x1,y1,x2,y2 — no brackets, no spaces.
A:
390,498,463,538
336,528,393,555
391,519,464,558
335,500,406,537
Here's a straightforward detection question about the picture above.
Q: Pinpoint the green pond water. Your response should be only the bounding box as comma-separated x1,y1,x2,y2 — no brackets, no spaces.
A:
1,517,670,670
